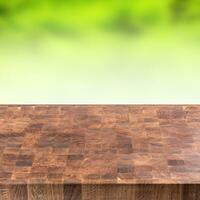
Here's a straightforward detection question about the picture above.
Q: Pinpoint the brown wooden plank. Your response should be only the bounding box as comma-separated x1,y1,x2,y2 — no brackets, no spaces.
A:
81,184,184,200
28,185,48,200
82,184,136,200
1,184,200,199
64,184,81,200
135,184,182,200
28,184,63,200
183,184,200,200
0,189,9,200
9,185,28,200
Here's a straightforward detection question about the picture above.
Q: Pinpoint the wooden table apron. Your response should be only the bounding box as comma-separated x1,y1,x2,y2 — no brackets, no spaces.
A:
1,184,200,200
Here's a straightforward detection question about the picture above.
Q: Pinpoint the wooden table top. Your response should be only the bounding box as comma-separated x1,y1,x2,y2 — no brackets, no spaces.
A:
0,105,200,185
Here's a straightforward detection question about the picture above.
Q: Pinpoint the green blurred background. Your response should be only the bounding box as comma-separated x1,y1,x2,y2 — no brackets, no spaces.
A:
0,0,200,103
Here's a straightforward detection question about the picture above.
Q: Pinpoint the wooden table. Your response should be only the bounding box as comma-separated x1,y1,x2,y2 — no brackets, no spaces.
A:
0,105,200,200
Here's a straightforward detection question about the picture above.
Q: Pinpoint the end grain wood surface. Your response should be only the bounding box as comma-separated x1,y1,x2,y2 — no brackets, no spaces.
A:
0,105,200,199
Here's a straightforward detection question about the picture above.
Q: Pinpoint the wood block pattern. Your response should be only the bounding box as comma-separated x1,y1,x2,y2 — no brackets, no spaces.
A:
0,105,200,199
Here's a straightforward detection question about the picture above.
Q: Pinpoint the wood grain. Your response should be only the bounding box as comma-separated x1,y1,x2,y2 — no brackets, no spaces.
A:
0,189,9,200
134,184,182,200
0,105,200,184
28,184,63,200
0,105,200,199
81,184,184,200
82,184,136,200
9,185,28,200
0,184,199,199
182,185,200,200
64,185,81,200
